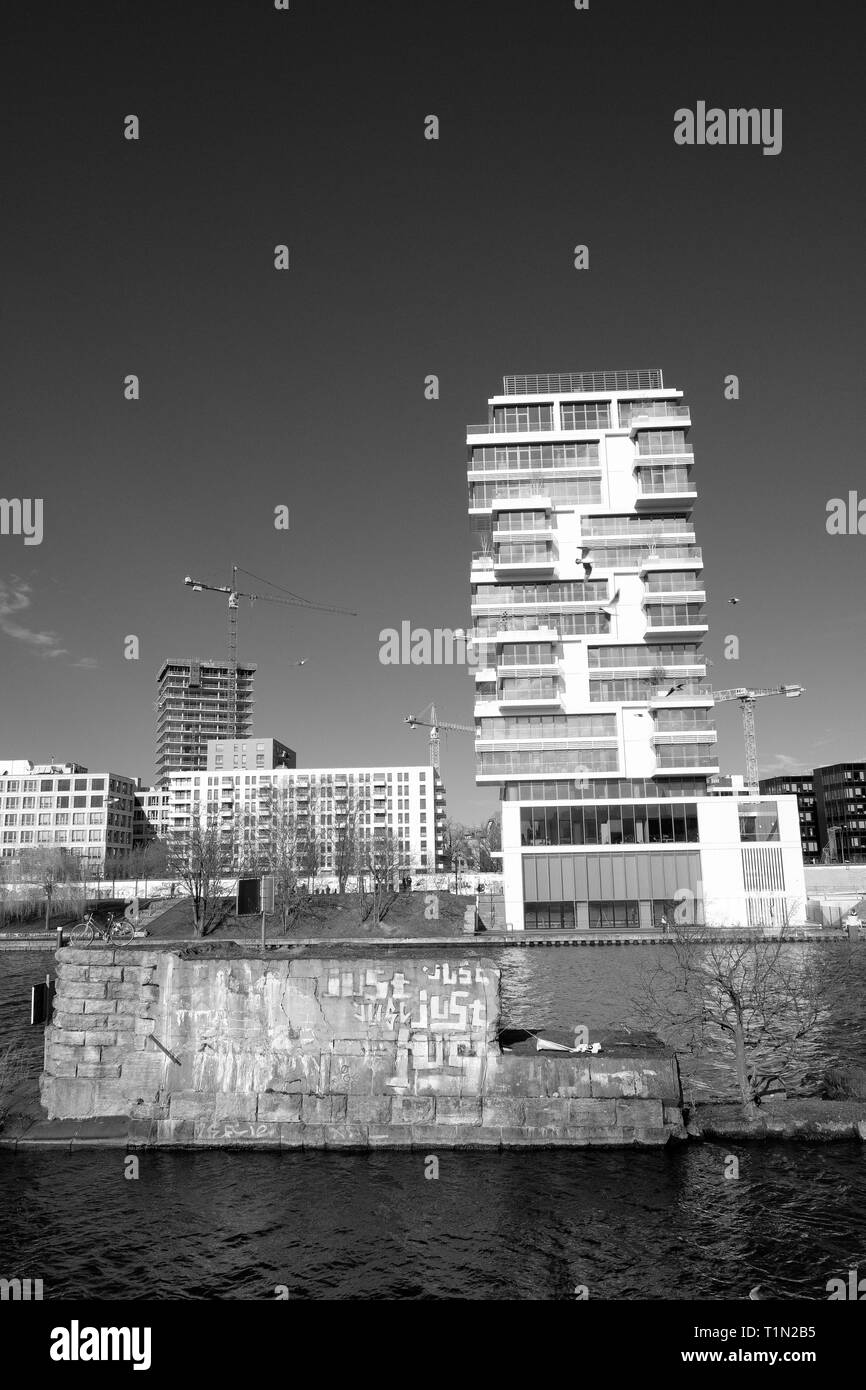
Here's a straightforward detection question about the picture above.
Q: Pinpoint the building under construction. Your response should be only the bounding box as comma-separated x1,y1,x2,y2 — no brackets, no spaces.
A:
155,659,256,786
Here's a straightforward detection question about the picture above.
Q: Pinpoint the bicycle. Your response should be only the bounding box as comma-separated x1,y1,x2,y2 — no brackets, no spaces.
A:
69,910,135,946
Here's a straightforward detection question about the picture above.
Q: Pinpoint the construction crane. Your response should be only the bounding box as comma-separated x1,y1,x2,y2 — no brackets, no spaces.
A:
711,685,805,793
404,702,474,771
184,565,356,732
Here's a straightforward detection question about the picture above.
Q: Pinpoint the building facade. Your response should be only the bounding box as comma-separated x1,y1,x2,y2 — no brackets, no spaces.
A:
155,659,256,785
467,368,805,929
206,736,296,772
162,760,448,879
759,774,819,863
812,762,866,862
0,762,136,865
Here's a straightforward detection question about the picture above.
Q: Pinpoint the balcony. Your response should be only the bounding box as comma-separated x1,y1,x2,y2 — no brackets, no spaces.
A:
655,756,719,775
645,609,709,638
493,545,557,576
634,485,697,512
497,679,562,709
635,443,694,459
627,406,691,437
639,547,703,573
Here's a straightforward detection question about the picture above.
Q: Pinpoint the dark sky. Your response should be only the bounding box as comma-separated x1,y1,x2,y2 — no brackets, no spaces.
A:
2,0,863,822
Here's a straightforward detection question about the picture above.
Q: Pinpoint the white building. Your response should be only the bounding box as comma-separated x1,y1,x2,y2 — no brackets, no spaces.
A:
162,758,448,880
0,762,136,865
467,369,806,929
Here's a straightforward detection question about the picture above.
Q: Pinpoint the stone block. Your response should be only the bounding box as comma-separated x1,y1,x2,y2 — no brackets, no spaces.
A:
568,1098,617,1126
346,1096,392,1124
87,967,121,982
278,1123,307,1148
133,1017,156,1034
481,1097,526,1128
62,948,116,966
257,1092,303,1122
434,1097,482,1125
298,1124,327,1149
112,1014,136,1031
408,1124,470,1149
322,1123,370,1148
48,1043,101,1066
126,1118,157,1146
169,1091,215,1122
213,1093,258,1122
390,1095,435,1125
327,1055,398,1095
589,1055,680,1100
615,1098,664,1127
86,1031,118,1048
484,1053,591,1099
121,966,157,984
457,1126,502,1147
62,965,92,982
76,1062,122,1080
105,981,143,1000
57,980,108,1000
83,998,117,1015
301,1094,347,1125
524,1098,573,1128
194,1119,280,1146
54,1012,90,1031
499,1127,540,1147
118,1057,164,1086
41,1077,96,1120
50,1030,86,1048
414,1057,485,1096
366,1127,413,1148
140,985,160,1002
264,1052,328,1094
157,1118,197,1144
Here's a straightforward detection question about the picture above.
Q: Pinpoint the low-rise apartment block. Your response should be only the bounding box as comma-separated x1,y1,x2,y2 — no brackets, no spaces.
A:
0,761,136,864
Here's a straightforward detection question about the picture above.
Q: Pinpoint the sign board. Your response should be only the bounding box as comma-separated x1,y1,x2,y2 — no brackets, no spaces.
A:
30,978,56,1026
237,877,260,915
261,875,275,914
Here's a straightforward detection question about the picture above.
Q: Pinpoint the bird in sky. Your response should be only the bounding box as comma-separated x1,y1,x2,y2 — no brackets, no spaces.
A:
295,659,308,666
664,681,687,698
728,596,740,605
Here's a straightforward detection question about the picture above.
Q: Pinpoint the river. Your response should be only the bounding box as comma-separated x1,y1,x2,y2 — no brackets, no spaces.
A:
1,947,864,1300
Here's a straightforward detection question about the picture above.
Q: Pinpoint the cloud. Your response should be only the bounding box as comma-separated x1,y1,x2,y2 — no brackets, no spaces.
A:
72,657,99,669
0,578,68,658
761,752,810,775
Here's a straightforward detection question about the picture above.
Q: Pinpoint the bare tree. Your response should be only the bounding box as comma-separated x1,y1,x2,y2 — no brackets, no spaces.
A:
333,801,359,895
633,923,854,1116
165,818,230,937
18,847,75,930
478,816,501,873
356,829,400,926
263,785,306,934
441,818,473,891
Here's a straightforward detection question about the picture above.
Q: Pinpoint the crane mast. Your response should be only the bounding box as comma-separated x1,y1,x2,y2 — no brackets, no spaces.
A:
404,702,474,769
184,565,356,740
711,685,805,794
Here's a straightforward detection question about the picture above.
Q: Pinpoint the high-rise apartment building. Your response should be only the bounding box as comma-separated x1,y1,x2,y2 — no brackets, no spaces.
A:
812,762,866,862
155,659,256,785
467,369,806,929
759,773,819,862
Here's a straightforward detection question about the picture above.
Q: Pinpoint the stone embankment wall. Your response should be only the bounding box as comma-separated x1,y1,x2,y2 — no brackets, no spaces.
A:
41,946,684,1147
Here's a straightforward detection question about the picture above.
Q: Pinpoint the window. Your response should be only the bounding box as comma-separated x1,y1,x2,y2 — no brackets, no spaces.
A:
560,402,610,430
